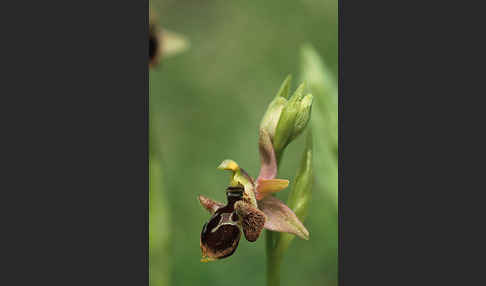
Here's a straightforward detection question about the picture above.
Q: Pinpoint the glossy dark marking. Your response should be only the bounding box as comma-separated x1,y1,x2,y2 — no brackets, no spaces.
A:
202,221,208,235
223,187,243,208
202,224,240,252
205,213,221,233
219,234,240,258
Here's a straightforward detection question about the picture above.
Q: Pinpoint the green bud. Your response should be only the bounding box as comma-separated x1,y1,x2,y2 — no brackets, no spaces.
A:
260,97,287,140
260,76,314,169
260,75,291,139
289,93,313,142
273,82,307,156
275,74,292,99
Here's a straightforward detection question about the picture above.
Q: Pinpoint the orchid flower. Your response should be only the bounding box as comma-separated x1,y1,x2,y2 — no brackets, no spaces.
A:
198,76,313,262
199,153,308,262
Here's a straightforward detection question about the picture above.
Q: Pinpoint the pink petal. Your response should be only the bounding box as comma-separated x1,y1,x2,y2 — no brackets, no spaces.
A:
234,201,266,242
258,196,309,240
255,178,289,200
257,130,278,181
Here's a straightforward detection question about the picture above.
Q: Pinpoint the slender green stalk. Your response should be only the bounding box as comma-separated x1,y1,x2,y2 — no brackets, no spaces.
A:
266,231,281,286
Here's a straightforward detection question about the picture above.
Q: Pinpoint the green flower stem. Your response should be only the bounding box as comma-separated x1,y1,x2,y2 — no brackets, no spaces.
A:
266,230,282,286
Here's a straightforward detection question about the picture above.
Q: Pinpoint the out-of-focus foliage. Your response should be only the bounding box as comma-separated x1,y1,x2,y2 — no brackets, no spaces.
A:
149,0,337,285
149,156,170,286
301,44,338,208
150,86,171,286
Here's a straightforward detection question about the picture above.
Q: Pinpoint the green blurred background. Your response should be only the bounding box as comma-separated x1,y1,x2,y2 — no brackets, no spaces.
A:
149,0,337,285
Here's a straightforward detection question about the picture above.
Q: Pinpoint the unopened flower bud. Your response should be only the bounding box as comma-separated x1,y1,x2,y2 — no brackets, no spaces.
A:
273,82,306,155
260,75,291,139
289,93,313,142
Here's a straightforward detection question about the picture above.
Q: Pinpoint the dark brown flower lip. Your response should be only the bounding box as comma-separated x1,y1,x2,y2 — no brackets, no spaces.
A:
200,185,246,261
200,221,241,261
200,207,242,261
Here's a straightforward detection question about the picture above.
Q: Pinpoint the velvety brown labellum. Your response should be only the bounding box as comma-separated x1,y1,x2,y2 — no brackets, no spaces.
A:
234,201,266,242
